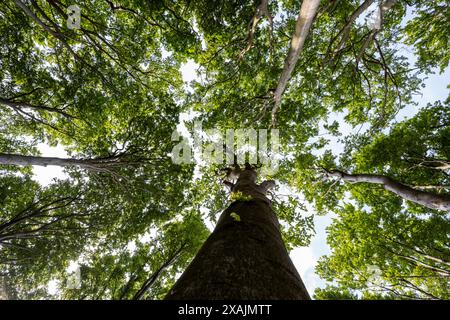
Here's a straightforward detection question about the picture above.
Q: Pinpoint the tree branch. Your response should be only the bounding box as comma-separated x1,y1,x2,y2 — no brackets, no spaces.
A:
238,0,274,60
0,97,75,119
324,169,450,211
132,245,185,300
270,0,320,127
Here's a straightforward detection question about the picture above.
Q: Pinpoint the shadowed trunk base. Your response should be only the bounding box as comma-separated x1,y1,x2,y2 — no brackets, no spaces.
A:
165,196,310,300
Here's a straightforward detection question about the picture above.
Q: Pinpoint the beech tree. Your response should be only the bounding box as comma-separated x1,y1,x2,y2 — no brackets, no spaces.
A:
166,164,310,299
309,101,450,299
0,0,448,300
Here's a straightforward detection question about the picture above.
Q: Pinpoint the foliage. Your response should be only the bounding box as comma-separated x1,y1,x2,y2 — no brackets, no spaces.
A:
230,191,253,202
0,0,448,299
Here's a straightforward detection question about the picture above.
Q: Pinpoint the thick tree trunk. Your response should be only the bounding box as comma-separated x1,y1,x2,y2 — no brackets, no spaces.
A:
165,168,310,300
326,169,450,212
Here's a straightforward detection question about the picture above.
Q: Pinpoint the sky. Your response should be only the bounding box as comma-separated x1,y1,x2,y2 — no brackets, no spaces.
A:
35,7,450,298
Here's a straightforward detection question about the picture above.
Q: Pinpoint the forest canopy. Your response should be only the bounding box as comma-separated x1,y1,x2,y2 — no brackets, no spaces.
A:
0,0,448,300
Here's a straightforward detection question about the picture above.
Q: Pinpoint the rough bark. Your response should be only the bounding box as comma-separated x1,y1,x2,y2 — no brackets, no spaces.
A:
271,0,320,126
165,167,310,300
0,153,92,167
326,169,450,212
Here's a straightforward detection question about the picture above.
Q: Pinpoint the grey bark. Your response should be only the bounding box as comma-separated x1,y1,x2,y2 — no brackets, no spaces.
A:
271,0,320,126
326,169,450,212
0,153,122,171
133,245,185,300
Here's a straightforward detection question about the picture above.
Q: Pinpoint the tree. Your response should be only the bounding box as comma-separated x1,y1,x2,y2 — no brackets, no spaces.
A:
165,164,310,299
319,100,450,211
315,202,450,299
310,101,450,299
0,0,448,300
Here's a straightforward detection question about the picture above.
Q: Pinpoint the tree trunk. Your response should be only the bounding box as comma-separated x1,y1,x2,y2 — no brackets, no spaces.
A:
326,169,450,212
271,0,320,126
165,167,310,300
0,153,88,167
132,244,185,300
0,153,133,175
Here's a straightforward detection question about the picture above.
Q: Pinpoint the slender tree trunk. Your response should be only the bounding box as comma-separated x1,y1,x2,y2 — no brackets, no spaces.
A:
133,244,185,300
271,0,320,126
0,153,90,167
165,167,310,300
326,169,450,211
0,153,126,171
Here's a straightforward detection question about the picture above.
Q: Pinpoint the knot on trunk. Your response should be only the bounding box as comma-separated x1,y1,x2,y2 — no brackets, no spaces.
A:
219,162,275,203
